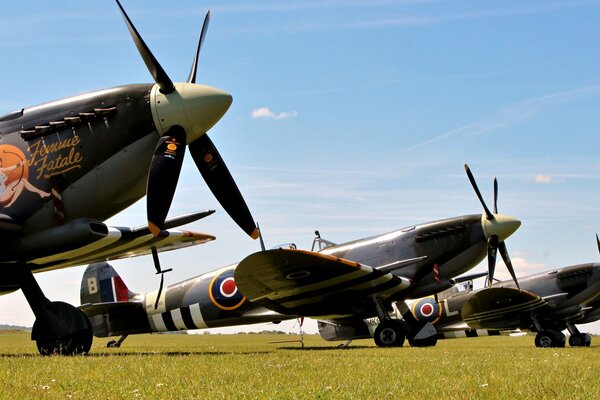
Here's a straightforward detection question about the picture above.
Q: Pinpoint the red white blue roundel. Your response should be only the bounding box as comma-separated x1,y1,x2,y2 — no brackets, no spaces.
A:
209,268,246,311
412,297,442,323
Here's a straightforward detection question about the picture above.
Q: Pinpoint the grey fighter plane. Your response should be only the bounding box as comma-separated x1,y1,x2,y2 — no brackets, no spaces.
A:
0,1,257,355
349,241,600,348
79,165,521,349
235,165,522,348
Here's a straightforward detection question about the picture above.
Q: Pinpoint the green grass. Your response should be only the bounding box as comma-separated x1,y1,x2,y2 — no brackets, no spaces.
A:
0,331,598,399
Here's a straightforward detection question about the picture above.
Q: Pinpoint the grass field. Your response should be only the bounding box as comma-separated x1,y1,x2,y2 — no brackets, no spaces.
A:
0,331,598,399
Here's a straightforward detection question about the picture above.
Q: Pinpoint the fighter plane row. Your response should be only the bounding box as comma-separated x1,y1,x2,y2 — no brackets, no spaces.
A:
0,1,597,355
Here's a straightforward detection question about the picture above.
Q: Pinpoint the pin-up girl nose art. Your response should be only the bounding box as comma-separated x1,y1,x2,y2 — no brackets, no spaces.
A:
0,144,50,208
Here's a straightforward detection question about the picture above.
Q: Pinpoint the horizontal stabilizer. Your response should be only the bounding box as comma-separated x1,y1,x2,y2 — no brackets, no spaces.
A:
79,300,151,338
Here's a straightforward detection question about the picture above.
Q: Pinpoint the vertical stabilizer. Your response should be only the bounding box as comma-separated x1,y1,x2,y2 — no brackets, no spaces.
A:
80,262,135,305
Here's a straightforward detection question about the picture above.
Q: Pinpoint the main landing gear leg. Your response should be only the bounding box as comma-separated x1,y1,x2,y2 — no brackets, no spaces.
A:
567,323,591,347
372,298,407,347
17,264,92,355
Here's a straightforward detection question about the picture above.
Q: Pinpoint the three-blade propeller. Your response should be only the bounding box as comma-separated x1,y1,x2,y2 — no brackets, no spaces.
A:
465,164,521,288
116,1,258,239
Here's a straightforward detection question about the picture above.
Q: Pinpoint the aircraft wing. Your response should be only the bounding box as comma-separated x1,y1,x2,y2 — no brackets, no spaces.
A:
462,287,553,330
235,249,411,318
31,227,214,273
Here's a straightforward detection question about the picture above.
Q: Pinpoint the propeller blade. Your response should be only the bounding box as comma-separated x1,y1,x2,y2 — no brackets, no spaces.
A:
596,234,600,256
115,0,175,94
147,126,187,236
498,241,520,289
487,235,498,284
189,134,259,239
187,10,211,84
464,164,494,220
493,177,498,214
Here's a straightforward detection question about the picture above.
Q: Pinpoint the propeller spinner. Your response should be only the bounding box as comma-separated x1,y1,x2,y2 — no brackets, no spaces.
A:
115,1,258,239
464,164,521,288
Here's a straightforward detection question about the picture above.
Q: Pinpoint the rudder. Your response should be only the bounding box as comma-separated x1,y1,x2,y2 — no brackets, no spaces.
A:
80,262,135,305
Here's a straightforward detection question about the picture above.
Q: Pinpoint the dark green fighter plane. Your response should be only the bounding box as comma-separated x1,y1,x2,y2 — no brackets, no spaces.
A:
78,165,522,349
0,1,257,355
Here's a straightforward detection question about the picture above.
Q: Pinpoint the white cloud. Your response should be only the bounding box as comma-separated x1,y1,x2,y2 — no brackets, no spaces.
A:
490,256,546,282
533,174,560,184
251,107,298,120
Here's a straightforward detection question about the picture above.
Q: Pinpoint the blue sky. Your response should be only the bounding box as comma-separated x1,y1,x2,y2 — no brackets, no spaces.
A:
2,1,600,335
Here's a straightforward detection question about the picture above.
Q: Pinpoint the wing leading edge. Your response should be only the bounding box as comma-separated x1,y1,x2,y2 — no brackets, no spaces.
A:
31,227,214,273
462,287,551,329
235,249,411,318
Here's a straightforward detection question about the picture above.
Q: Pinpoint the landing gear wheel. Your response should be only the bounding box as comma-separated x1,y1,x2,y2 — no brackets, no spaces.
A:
535,330,566,348
107,340,121,348
374,320,406,347
569,333,592,347
409,335,438,347
32,301,93,356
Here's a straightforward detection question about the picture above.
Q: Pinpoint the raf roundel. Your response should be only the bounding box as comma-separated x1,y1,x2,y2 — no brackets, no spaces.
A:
413,297,442,323
208,268,246,310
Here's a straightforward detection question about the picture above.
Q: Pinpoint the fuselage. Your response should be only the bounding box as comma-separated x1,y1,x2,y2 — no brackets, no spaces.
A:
0,84,156,232
142,264,293,332
320,214,490,299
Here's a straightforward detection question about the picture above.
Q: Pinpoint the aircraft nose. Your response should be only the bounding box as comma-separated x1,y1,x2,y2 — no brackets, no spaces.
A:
482,214,521,242
181,84,232,141
150,82,233,141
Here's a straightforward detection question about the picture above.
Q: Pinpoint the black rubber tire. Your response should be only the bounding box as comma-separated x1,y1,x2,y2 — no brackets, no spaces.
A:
374,320,406,348
535,330,565,348
569,333,592,347
32,301,93,356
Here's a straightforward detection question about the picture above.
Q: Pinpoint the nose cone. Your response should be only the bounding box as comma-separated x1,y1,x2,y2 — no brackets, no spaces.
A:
482,214,521,242
183,84,232,140
150,82,233,141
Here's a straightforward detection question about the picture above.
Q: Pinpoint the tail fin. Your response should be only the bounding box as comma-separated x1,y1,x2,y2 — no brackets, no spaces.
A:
80,262,136,305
